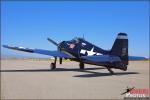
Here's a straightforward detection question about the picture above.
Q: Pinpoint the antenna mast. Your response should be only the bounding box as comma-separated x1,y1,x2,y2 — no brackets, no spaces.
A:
83,34,85,39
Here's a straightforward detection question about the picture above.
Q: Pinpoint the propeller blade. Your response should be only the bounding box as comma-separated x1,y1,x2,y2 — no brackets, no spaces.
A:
47,38,58,46
59,58,62,64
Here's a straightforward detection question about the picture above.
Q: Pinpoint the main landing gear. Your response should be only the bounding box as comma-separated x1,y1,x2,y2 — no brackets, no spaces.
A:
79,62,84,69
50,57,57,70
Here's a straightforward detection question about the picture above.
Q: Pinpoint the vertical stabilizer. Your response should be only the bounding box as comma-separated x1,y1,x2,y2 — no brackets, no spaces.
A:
111,33,128,65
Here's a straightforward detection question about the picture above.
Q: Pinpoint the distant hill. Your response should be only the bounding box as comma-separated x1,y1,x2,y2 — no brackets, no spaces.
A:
129,56,147,60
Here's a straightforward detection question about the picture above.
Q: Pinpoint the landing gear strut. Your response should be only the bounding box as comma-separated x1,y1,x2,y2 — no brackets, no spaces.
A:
107,67,114,74
50,57,57,70
79,62,84,69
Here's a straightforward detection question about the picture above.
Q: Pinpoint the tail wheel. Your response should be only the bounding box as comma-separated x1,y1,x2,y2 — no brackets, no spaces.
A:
122,64,127,71
79,62,84,69
50,63,56,70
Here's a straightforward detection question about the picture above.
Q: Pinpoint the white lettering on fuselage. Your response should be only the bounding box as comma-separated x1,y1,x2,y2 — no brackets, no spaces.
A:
80,47,102,56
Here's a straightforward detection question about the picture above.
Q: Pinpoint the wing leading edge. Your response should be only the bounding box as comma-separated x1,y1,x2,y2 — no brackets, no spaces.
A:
81,55,147,62
81,55,121,62
3,45,74,58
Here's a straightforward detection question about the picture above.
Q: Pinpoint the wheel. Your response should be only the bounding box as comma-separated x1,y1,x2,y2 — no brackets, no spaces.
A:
122,64,127,71
79,62,84,69
50,63,56,70
108,68,114,75
106,67,114,75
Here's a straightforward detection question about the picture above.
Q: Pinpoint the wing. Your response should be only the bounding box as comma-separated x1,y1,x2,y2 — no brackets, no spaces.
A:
129,56,147,60
81,55,121,62
3,45,74,58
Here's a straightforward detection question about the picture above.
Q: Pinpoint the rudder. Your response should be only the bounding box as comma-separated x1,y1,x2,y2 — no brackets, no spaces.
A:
110,33,128,65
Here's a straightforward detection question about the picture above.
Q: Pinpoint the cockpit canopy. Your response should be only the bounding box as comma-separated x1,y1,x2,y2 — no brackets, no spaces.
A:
70,37,84,43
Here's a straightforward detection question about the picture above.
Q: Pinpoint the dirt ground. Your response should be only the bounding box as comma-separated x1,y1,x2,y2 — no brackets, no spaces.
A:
0,59,149,99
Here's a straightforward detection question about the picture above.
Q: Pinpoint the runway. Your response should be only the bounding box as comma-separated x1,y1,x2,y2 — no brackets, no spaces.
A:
1,59,149,99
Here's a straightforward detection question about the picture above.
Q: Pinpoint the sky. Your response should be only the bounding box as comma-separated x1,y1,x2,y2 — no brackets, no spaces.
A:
1,1,149,58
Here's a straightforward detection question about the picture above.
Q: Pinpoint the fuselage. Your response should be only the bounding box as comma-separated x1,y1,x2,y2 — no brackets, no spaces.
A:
59,38,109,58
58,37,127,71
59,38,110,64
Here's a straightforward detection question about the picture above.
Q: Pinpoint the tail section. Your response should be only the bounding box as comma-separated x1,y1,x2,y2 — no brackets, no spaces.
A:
110,33,128,65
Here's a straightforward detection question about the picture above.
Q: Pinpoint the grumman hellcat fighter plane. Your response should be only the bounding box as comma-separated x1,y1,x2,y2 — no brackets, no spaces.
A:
3,33,146,74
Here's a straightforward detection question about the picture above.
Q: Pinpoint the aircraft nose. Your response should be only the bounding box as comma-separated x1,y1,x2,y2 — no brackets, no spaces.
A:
59,41,66,49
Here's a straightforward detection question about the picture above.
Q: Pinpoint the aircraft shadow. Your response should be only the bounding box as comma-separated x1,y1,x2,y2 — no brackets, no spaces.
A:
0,67,105,72
0,67,139,77
74,71,139,78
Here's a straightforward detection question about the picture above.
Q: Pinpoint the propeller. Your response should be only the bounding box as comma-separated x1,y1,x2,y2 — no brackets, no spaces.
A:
47,37,62,64
47,38,58,46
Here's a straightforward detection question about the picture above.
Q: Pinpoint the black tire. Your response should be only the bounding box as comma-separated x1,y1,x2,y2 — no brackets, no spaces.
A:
50,63,56,70
107,67,114,75
79,62,84,69
122,64,127,71
108,69,114,75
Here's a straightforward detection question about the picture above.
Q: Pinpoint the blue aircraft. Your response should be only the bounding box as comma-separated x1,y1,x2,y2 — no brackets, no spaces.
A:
3,33,146,74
